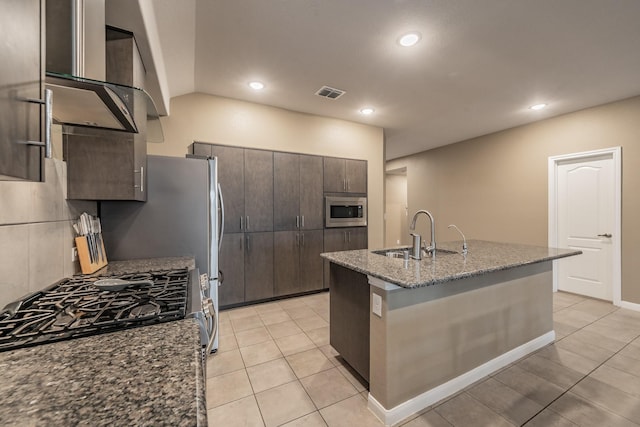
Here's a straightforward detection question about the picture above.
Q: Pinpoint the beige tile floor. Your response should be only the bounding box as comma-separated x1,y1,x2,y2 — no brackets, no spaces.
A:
206,291,640,426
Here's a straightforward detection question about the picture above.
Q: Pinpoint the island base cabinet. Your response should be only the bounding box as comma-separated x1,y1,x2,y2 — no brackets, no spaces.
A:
329,263,370,383
369,262,553,411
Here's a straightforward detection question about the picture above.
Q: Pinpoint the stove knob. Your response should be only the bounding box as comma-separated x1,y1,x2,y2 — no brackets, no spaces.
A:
203,298,214,315
200,274,209,293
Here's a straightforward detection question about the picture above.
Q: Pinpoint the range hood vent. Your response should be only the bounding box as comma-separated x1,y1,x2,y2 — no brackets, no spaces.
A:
45,0,163,142
45,72,164,143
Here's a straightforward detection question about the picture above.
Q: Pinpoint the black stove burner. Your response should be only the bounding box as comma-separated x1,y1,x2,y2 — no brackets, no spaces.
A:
0,269,191,352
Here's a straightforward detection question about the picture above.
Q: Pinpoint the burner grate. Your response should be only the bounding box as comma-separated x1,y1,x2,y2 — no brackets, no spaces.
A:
0,269,191,352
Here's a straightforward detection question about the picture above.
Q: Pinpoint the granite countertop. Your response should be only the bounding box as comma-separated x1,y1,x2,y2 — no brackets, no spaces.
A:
321,239,581,289
0,319,207,426
89,256,196,277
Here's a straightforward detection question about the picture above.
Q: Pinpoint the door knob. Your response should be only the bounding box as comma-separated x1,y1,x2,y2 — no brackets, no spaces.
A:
597,233,612,238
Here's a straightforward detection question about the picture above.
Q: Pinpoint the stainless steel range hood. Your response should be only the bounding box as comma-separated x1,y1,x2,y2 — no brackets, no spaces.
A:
45,0,163,142
45,72,163,142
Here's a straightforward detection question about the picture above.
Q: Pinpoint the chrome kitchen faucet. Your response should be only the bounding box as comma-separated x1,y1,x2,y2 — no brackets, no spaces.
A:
409,210,436,260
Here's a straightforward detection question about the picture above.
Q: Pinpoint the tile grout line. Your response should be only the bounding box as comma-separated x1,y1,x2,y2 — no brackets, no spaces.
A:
213,293,337,426
520,315,640,426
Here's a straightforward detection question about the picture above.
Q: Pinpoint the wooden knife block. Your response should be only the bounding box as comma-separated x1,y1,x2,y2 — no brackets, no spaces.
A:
75,235,108,274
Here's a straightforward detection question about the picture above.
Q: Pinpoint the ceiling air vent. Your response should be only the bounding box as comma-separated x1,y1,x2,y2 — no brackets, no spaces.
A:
315,86,346,100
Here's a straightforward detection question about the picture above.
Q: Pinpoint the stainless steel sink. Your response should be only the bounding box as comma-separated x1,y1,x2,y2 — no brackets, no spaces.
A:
373,247,458,258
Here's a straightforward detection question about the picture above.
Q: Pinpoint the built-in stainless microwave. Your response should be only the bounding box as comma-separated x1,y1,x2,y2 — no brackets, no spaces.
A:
325,196,367,228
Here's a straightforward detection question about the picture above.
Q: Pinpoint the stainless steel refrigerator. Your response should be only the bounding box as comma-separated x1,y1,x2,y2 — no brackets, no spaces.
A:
100,155,223,351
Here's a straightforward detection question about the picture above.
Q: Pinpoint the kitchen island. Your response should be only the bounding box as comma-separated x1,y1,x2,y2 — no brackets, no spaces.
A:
0,256,206,426
321,240,581,426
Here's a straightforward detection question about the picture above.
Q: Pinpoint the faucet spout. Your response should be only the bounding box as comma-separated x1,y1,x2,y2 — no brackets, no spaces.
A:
409,210,436,259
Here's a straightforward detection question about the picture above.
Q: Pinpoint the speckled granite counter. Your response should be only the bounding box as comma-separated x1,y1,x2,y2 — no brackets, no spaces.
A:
0,319,206,426
90,256,196,276
321,239,581,289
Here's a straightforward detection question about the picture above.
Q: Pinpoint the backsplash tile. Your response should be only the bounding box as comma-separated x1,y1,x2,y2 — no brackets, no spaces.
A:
31,158,65,223
0,180,32,226
0,158,96,308
0,225,29,305
28,222,64,294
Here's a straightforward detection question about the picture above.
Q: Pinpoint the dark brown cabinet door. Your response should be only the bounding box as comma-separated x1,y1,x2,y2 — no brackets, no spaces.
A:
218,233,245,307
244,149,273,232
274,153,300,231
347,227,368,250
65,132,146,201
323,157,367,194
0,0,43,181
210,145,245,233
245,232,274,301
346,159,367,194
299,155,324,230
323,228,347,289
323,157,346,193
322,227,367,288
273,231,300,296
300,230,324,292
191,142,213,157
323,228,348,252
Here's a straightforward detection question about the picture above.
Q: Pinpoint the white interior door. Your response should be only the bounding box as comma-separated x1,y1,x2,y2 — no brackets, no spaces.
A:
556,155,614,301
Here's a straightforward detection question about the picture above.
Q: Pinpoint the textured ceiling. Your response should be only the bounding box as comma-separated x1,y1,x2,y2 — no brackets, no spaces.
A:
150,0,640,159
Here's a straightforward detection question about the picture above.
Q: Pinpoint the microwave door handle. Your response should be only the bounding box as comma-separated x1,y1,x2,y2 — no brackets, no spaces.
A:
218,183,225,251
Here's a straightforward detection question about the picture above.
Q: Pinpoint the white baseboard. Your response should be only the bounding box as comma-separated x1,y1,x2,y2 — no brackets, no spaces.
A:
620,300,640,312
367,331,556,427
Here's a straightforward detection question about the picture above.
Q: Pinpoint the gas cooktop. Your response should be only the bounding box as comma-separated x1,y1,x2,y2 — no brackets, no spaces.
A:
0,269,191,352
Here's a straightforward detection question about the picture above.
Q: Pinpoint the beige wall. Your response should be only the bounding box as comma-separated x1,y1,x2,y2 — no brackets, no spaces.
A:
384,173,409,246
387,95,640,303
150,93,385,248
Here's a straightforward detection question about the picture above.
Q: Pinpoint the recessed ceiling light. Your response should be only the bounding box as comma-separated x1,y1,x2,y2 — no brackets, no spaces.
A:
529,103,547,110
398,32,421,47
248,81,265,90
360,107,375,115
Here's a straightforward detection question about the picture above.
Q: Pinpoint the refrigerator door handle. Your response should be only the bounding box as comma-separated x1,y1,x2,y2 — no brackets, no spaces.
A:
204,297,218,355
218,183,225,251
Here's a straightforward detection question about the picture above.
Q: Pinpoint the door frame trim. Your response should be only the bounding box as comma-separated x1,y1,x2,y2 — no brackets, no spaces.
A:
548,147,622,305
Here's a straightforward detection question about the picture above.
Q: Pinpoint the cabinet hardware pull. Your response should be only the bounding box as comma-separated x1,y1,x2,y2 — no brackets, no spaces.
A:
597,233,612,238
133,166,144,193
18,89,53,159
301,215,305,228
296,215,300,228
240,216,244,230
